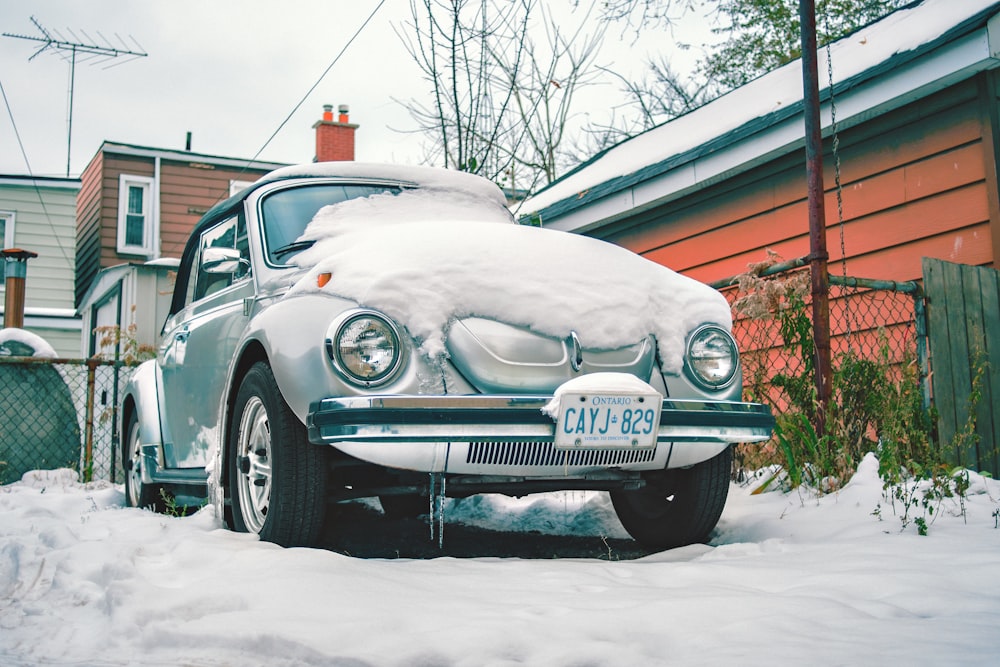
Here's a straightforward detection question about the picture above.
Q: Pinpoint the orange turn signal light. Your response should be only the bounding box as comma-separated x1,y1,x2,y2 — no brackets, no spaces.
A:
317,272,332,288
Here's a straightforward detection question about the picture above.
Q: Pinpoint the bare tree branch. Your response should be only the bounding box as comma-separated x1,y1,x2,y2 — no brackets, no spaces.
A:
397,0,605,195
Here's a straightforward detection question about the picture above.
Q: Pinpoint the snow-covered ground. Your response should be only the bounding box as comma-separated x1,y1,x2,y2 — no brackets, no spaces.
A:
2,455,999,666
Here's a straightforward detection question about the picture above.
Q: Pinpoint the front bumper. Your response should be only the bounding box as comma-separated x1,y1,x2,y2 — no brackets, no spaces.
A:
307,395,774,445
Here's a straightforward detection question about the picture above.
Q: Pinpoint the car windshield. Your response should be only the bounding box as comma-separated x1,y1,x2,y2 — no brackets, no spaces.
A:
261,183,401,264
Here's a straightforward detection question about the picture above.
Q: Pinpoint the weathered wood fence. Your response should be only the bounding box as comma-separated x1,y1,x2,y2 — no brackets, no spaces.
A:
923,258,1000,477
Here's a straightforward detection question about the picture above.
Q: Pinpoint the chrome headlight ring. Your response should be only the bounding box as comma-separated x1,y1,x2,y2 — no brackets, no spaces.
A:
325,309,404,387
685,324,740,391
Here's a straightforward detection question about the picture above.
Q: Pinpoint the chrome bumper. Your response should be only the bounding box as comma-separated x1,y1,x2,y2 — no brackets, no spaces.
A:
307,395,774,445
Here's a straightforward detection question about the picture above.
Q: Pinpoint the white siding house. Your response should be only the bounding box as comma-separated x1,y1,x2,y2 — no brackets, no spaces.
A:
0,175,81,357
76,259,178,359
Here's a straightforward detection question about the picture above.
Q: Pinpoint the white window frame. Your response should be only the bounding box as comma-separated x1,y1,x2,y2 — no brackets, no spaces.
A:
0,210,13,248
0,210,14,283
116,174,157,256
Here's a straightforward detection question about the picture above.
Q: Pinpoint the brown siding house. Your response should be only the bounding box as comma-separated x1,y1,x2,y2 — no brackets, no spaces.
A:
75,142,286,306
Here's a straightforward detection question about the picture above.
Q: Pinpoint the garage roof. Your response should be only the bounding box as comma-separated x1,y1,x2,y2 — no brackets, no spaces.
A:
517,0,1000,233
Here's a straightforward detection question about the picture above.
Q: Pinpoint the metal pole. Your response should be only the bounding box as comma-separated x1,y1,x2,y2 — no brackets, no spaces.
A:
84,359,97,482
913,294,932,413
110,279,125,483
1,248,39,329
799,0,833,434
66,45,76,178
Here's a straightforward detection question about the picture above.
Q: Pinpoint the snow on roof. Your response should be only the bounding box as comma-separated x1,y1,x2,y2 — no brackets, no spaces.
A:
519,0,1000,231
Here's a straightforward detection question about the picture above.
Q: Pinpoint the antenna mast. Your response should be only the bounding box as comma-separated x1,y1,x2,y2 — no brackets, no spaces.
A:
3,16,148,177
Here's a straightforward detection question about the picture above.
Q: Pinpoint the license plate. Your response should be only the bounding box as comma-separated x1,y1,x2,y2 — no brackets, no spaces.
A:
553,391,662,449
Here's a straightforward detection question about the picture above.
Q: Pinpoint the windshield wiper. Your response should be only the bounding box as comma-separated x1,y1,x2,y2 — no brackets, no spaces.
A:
272,239,316,259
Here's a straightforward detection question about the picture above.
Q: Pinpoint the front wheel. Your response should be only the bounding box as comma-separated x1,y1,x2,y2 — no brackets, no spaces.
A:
228,362,327,547
611,446,732,551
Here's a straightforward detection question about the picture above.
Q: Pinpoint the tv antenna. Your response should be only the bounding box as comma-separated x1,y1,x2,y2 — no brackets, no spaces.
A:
4,16,148,176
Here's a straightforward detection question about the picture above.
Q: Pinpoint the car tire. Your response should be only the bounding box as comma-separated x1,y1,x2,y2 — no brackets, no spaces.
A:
379,494,428,518
610,446,732,551
123,410,163,511
228,362,327,547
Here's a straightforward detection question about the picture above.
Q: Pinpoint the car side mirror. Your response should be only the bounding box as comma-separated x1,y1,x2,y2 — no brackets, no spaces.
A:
202,246,249,275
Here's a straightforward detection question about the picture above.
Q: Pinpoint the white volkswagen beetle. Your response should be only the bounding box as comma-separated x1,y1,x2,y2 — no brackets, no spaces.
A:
121,163,773,551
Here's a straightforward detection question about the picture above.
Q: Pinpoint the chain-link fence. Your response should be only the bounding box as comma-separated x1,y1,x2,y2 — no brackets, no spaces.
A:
0,357,134,485
714,262,927,469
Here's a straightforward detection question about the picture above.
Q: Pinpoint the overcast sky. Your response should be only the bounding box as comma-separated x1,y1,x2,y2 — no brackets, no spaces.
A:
0,0,710,179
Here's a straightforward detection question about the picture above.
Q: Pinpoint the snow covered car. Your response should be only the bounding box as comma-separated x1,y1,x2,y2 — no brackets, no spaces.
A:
120,163,773,551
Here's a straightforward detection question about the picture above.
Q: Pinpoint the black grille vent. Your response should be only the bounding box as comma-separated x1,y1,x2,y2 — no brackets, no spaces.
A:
466,441,657,467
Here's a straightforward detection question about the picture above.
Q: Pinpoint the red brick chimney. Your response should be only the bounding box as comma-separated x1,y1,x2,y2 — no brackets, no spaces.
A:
313,104,358,162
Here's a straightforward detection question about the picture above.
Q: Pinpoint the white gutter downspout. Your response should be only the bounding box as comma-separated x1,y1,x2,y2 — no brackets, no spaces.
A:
154,156,161,260
988,11,1000,59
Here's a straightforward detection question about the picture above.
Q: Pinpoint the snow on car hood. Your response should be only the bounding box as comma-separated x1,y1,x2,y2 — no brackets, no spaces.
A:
288,188,731,374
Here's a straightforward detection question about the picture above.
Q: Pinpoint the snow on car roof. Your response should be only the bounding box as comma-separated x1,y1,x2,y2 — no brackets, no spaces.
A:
289,184,731,374
258,162,509,207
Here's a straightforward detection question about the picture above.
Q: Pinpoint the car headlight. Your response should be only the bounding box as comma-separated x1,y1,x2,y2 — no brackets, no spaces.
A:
326,310,402,386
685,324,739,390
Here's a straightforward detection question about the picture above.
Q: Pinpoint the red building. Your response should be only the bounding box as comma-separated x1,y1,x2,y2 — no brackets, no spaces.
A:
520,1,1000,282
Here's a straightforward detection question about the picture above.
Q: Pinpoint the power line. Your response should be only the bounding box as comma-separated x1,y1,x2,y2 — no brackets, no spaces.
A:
0,75,74,267
246,0,387,167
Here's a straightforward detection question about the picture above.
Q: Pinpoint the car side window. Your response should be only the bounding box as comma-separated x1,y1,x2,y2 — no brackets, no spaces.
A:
190,215,251,303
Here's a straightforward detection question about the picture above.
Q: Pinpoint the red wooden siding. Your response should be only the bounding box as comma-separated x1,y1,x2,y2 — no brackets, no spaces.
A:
75,152,105,306
158,161,262,259
599,77,997,285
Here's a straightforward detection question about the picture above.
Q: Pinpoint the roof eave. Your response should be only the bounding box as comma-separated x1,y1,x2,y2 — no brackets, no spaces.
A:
528,6,1000,234
98,141,289,172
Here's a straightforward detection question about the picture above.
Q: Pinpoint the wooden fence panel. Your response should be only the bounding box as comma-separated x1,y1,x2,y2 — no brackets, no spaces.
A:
976,266,1000,476
923,258,1000,476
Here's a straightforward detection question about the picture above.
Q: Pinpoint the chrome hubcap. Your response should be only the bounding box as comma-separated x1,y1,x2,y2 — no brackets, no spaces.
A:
127,422,143,507
236,396,272,534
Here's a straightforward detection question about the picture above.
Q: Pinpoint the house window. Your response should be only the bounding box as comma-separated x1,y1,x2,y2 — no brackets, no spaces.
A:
117,175,156,256
0,210,14,281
